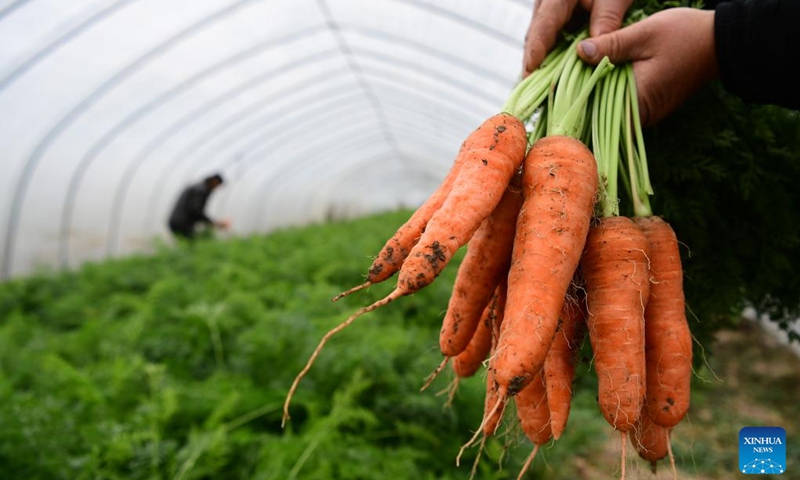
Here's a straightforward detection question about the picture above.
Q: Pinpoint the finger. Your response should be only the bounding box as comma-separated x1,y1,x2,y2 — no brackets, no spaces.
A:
576,20,651,65
523,0,577,76
589,0,634,37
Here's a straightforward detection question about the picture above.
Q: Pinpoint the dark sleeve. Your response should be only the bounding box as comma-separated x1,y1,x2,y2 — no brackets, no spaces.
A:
714,0,800,110
186,188,212,224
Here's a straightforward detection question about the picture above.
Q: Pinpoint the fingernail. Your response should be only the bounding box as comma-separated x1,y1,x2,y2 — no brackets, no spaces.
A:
580,40,596,58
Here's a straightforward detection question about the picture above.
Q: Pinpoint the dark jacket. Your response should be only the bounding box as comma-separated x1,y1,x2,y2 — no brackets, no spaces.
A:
168,181,214,235
713,0,800,110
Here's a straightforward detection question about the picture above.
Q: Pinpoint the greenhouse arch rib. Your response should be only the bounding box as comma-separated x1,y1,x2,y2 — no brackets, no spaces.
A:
194,89,473,199
0,0,260,280
58,24,330,264
160,70,496,241
389,0,521,48
139,18,512,238
101,15,512,255
250,124,457,232
144,57,501,218
102,35,507,256
151,84,477,239
1,0,530,279
0,0,137,92
0,0,32,22
63,47,341,265
296,147,450,226
139,69,357,236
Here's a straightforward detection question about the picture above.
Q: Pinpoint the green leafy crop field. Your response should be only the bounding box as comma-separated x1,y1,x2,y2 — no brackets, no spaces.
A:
1,211,798,479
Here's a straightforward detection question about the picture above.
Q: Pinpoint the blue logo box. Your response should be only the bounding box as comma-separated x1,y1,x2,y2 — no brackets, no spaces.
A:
739,426,786,475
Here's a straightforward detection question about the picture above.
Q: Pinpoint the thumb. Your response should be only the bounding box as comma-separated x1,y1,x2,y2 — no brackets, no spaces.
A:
577,24,647,66
589,0,630,37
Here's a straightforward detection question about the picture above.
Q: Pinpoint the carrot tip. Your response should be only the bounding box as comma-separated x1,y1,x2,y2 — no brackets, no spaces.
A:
516,444,540,480
331,281,372,302
469,436,487,480
620,430,628,480
457,393,506,466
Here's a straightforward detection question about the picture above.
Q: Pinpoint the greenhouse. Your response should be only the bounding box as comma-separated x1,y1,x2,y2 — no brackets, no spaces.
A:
1,0,799,479
0,0,531,279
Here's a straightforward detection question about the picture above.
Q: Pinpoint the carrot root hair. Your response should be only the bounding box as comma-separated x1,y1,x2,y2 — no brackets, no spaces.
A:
421,356,450,392
437,375,460,409
457,393,507,466
282,289,402,427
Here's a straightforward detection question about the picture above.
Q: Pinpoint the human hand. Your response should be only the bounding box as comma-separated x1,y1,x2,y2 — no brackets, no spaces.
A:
215,218,231,230
522,0,634,77
577,7,718,126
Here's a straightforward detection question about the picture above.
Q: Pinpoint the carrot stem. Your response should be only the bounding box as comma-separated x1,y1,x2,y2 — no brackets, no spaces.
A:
551,56,614,139
627,64,652,196
504,45,568,120
592,66,624,217
624,82,648,217
530,108,548,144
623,64,653,217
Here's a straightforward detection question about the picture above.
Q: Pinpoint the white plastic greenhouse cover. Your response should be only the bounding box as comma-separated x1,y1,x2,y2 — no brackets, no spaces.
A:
0,0,535,279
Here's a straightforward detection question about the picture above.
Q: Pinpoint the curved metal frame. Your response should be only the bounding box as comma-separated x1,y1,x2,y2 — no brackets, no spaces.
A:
165,81,484,235
0,0,33,23
152,61,488,217
95,22,509,259
0,0,530,278
0,0,138,91
107,57,500,257
62,24,333,262
1,0,261,278
176,90,471,232
142,21,512,220
236,120,453,231
257,124,459,228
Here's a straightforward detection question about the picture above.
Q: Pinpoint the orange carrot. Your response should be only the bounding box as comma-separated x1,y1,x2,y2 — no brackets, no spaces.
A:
634,216,692,429
332,144,466,301
543,284,587,440
455,279,510,465
452,281,507,379
580,216,650,434
490,134,598,400
513,367,552,480
632,409,669,474
398,113,527,295
333,113,524,301
461,134,597,463
440,171,522,357
284,112,527,426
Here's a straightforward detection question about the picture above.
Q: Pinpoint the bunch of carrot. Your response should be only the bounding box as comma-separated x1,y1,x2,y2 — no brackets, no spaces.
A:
282,24,694,480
